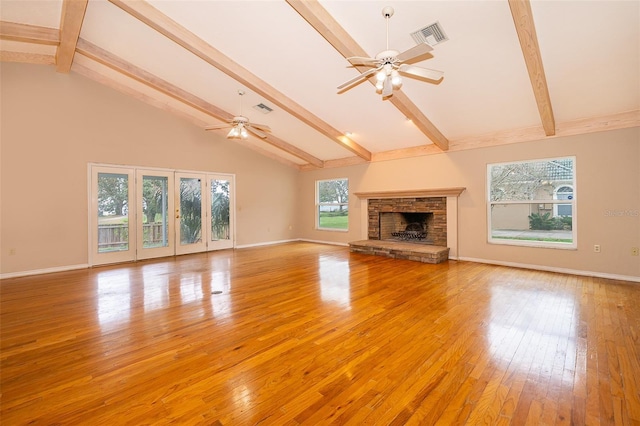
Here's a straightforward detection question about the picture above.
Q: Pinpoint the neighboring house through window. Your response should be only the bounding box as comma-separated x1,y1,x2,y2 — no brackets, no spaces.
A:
554,185,574,217
316,178,349,231
487,157,576,248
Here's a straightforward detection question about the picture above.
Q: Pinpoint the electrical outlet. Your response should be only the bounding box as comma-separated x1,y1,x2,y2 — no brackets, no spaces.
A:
593,244,601,253
632,247,639,256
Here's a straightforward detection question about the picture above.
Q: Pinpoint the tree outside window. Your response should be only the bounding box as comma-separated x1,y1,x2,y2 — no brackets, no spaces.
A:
317,178,349,230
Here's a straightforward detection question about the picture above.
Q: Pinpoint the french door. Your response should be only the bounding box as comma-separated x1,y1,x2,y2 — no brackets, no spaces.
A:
208,174,234,251
90,166,136,266
136,170,175,260
175,172,206,255
90,165,235,266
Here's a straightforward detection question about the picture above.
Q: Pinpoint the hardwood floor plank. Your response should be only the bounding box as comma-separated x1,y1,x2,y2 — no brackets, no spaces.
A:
1,242,639,424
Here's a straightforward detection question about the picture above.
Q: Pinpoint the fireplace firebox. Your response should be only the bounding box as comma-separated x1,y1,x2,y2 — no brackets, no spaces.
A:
380,212,433,244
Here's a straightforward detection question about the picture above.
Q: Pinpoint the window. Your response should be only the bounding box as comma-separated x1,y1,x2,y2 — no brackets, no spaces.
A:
488,157,576,248
317,178,349,231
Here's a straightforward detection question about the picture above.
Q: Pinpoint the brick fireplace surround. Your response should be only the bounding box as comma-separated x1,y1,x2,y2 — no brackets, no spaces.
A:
350,188,466,264
369,198,446,246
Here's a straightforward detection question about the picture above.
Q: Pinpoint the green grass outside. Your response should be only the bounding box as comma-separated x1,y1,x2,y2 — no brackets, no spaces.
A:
319,213,348,229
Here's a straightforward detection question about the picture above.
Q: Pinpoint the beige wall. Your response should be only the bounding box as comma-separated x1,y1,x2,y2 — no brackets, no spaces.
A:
1,63,298,275
297,128,640,280
2,62,639,280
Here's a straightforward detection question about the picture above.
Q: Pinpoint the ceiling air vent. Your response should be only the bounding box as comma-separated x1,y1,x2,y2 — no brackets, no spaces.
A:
252,103,273,114
410,21,448,46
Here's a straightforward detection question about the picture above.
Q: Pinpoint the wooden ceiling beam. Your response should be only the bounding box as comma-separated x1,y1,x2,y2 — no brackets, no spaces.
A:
108,0,369,162
286,0,450,151
508,0,556,136
75,39,324,168
56,0,88,73
0,21,59,45
300,110,639,170
0,21,58,65
0,51,56,65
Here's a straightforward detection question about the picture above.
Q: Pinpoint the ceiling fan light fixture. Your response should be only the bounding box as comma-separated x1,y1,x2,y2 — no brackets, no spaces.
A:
336,6,444,99
227,126,240,138
207,90,272,140
391,70,402,88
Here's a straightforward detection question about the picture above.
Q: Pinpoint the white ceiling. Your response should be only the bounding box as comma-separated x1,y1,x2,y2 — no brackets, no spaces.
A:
1,0,638,169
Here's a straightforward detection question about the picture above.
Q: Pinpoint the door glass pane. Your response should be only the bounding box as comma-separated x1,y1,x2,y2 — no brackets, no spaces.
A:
97,172,129,252
142,176,169,248
179,178,202,245
210,179,230,241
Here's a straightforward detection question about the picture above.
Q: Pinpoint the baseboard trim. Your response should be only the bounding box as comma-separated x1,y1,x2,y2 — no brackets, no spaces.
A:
235,239,299,249
1,264,89,280
458,256,640,283
236,239,349,249
298,239,349,247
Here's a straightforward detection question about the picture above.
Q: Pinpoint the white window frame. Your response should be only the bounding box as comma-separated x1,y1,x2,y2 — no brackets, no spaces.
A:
316,178,349,232
487,156,577,249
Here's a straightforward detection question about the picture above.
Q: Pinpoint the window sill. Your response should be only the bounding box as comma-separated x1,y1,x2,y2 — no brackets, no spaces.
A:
488,238,577,250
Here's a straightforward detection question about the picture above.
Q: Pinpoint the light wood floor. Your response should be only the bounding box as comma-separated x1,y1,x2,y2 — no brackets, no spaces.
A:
1,242,639,425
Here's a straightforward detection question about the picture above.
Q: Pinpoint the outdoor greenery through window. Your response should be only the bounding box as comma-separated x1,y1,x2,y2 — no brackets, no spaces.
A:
97,172,129,252
488,157,576,248
210,180,230,241
317,178,349,230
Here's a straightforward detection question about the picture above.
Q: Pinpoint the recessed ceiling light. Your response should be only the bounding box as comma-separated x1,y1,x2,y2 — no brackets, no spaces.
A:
345,131,353,137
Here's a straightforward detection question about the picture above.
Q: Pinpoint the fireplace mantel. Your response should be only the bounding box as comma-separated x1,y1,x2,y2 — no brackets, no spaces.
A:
354,187,466,199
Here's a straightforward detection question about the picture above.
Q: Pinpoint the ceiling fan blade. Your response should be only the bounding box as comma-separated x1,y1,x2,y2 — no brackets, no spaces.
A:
381,77,393,97
346,56,378,65
205,123,233,130
398,64,444,81
337,67,380,91
246,126,268,139
248,123,271,132
396,42,434,63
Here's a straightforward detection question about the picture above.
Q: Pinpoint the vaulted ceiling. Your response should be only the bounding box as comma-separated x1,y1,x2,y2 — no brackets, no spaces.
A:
1,0,638,170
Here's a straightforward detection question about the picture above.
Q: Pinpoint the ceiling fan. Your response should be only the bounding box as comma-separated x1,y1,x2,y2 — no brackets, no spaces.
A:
337,6,444,98
205,90,271,139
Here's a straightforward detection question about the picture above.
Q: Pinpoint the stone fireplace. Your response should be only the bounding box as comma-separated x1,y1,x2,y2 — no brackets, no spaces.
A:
350,188,465,263
369,197,447,246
